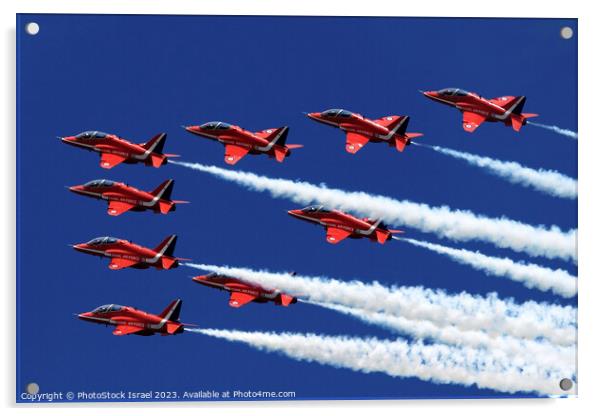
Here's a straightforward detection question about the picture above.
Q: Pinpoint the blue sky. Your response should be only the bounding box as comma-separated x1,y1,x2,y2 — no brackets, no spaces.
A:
17,14,577,401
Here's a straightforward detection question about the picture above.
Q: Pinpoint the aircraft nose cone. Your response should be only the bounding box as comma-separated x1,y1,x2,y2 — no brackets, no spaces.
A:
68,185,84,194
60,136,75,143
422,90,437,98
77,312,93,320
192,275,212,285
72,243,86,252
306,112,320,119
287,209,302,217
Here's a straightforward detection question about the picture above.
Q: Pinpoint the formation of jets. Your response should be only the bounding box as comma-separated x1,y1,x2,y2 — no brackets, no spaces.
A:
66,88,539,335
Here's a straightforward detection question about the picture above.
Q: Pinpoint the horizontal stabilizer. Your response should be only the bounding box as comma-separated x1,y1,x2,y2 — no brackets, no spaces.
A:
158,201,175,214
405,132,423,140
279,294,296,307
160,256,178,270
274,147,288,162
150,154,167,168
375,229,391,244
165,322,183,334
510,113,538,132
394,137,407,152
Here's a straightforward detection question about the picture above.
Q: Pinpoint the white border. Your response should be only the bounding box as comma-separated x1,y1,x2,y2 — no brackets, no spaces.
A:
3,1,600,415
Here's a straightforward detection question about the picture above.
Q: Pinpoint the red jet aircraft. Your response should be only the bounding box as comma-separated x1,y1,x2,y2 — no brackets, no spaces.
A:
422,88,538,133
306,109,423,154
60,131,178,169
68,179,188,216
192,273,298,308
72,235,184,270
183,121,303,165
287,205,403,244
78,299,192,336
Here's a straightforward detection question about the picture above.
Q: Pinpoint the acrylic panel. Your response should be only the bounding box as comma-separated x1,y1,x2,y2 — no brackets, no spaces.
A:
16,14,577,403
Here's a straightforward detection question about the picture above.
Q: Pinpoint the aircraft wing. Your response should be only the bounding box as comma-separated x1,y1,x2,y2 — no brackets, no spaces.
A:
113,325,145,336
229,292,257,308
100,153,128,169
345,132,371,154
489,96,516,107
107,201,136,216
462,112,487,133
325,227,353,244
108,257,139,270
224,144,250,165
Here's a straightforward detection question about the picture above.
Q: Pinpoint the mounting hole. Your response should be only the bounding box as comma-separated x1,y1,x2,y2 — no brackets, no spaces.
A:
560,26,573,40
559,378,573,391
26,382,39,394
25,22,40,36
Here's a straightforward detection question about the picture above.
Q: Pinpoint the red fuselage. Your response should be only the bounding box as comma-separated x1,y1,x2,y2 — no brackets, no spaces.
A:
72,235,180,270
306,109,422,154
60,131,173,169
192,273,297,308
184,121,301,165
78,301,185,336
287,206,402,244
69,179,185,216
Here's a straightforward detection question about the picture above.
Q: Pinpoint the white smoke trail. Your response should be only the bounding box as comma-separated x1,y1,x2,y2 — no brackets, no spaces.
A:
401,238,577,298
305,300,575,374
184,263,577,347
189,328,574,396
424,145,577,199
170,161,576,262
527,121,578,139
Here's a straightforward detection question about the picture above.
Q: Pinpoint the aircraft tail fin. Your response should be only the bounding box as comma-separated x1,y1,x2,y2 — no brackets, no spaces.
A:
159,299,182,322
267,126,290,147
375,229,391,244
150,179,174,201
158,201,175,214
154,234,177,257
274,147,288,162
149,154,167,168
395,115,410,135
501,96,526,115
141,132,167,154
